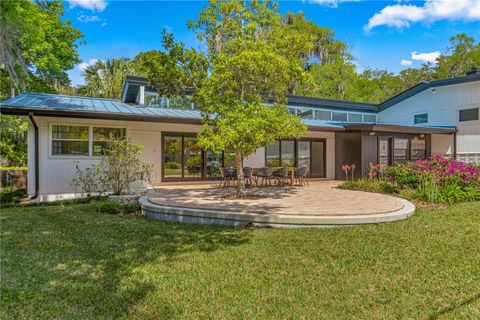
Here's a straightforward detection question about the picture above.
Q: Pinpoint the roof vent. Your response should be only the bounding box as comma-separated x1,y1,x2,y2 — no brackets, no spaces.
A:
121,75,149,104
466,67,480,77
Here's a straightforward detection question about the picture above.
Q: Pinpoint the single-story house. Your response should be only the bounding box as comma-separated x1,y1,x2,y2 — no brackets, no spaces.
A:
1,70,479,201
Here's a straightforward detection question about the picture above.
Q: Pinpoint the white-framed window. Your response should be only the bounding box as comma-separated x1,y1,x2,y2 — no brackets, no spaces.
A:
459,108,479,122
314,110,331,121
92,127,127,156
363,114,376,123
332,112,347,122
348,113,363,122
51,125,89,156
51,124,126,157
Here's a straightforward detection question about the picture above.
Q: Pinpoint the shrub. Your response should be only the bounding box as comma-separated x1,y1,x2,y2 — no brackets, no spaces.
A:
94,199,141,215
339,178,398,194
165,161,181,169
71,138,153,196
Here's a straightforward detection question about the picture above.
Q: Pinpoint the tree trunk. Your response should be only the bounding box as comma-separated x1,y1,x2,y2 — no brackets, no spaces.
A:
235,151,246,198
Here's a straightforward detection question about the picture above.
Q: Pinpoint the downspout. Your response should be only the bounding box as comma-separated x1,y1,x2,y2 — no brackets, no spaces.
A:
453,132,457,160
18,113,39,202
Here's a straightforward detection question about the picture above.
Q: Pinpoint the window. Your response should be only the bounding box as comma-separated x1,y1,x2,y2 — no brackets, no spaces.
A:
393,139,409,163
414,113,428,124
281,140,295,167
348,113,363,123
410,138,426,160
459,108,479,122
266,141,280,167
314,110,331,121
297,108,313,119
332,112,347,122
288,107,297,116
52,125,89,156
363,114,376,123
92,127,126,156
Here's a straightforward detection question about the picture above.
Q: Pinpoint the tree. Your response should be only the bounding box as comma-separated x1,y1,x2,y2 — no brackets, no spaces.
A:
79,58,132,99
132,30,208,97
0,115,28,167
191,1,309,197
0,0,83,94
435,33,480,79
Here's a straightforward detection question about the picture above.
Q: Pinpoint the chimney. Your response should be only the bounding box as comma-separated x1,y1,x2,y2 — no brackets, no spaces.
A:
466,67,479,77
120,75,149,105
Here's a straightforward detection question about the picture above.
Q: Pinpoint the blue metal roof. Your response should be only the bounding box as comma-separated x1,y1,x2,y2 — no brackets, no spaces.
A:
0,93,202,122
0,93,347,130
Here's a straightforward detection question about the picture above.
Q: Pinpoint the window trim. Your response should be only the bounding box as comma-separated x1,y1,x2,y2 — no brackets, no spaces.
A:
49,123,127,159
414,112,428,124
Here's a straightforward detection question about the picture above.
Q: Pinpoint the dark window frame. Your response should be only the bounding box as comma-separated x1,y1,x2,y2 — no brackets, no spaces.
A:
414,113,428,124
459,108,479,122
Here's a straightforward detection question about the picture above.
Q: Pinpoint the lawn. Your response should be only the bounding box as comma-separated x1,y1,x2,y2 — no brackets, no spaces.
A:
1,201,479,319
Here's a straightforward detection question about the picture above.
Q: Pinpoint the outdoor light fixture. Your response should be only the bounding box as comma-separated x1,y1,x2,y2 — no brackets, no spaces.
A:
432,88,436,93
420,134,425,138
370,132,376,136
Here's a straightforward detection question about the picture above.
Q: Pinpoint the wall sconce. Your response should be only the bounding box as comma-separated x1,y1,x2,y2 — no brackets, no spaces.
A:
369,132,376,136
420,134,425,138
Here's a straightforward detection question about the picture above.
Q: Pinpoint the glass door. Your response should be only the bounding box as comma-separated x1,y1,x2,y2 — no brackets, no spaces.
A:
379,138,390,166
311,140,325,178
163,136,183,179
184,136,202,180
163,134,203,181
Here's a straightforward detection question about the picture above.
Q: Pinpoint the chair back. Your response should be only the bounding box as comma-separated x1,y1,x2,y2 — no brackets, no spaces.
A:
219,167,226,178
243,167,253,178
296,166,309,177
273,167,286,177
256,167,272,177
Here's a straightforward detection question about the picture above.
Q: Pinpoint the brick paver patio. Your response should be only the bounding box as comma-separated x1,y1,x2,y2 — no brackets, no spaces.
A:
148,181,404,216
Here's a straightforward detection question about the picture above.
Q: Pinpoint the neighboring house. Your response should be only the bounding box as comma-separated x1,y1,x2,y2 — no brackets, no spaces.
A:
1,71,479,201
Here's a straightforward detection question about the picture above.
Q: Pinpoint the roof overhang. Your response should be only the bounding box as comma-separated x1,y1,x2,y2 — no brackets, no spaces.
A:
0,106,202,125
307,125,345,132
344,123,457,134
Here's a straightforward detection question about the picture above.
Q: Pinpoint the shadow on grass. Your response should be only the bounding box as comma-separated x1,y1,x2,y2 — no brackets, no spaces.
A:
0,203,252,318
428,292,480,319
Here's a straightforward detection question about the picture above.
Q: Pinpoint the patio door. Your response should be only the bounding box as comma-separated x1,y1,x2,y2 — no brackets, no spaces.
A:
163,133,202,181
379,138,390,166
296,139,326,178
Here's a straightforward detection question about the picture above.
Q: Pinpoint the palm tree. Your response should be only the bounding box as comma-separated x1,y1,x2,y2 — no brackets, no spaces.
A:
80,58,132,99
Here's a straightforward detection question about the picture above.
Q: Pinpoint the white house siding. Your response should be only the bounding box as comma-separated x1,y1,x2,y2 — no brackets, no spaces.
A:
28,116,336,201
378,81,480,161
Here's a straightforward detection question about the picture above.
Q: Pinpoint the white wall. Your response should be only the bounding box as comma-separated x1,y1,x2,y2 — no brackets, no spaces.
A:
378,81,480,158
29,116,336,200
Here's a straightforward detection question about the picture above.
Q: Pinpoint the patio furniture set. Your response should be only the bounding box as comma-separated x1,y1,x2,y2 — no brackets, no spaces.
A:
219,166,310,188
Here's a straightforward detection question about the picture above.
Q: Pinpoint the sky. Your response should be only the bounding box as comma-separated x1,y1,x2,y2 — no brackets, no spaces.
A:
64,0,480,86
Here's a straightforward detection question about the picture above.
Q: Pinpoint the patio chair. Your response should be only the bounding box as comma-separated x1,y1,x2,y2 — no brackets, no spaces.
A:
219,167,237,187
272,167,289,185
255,167,274,187
294,166,310,186
243,167,254,187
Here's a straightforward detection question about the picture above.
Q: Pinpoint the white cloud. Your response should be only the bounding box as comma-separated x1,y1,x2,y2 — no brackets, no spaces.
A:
68,0,108,12
365,0,480,30
77,59,99,72
308,0,357,8
101,21,107,27
411,51,441,63
77,14,101,23
400,59,413,66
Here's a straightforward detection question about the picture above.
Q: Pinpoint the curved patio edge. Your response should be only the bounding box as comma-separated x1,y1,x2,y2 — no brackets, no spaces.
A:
139,196,416,228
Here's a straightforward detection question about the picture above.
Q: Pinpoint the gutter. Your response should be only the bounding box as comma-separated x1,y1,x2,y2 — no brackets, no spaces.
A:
17,113,39,203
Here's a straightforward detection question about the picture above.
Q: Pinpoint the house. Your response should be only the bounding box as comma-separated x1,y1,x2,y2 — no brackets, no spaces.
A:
1,71,479,202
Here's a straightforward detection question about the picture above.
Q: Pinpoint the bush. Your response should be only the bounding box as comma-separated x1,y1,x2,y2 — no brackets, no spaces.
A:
341,157,480,205
94,199,141,215
71,138,153,196
165,161,181,169
339,179,398,194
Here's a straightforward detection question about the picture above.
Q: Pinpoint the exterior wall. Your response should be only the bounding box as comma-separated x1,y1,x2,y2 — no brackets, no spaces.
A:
29,116,336,201
378,81,480,161
31,116,202,201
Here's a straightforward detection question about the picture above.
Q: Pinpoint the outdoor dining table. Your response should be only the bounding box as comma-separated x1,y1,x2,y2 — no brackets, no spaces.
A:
250,167,297,187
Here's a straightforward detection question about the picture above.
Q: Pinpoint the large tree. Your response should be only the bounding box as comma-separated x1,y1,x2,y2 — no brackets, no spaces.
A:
0,0,83,95
191,0,309,197
79,58,132,99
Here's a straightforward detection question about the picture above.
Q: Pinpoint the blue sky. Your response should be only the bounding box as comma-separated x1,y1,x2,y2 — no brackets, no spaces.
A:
64,0,480,86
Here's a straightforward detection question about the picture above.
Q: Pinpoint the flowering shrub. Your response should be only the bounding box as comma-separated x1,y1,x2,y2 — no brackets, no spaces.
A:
341,156,480,204
386,156,480,189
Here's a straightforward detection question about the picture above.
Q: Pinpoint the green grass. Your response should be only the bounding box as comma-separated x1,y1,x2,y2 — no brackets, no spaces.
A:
1,202,479,319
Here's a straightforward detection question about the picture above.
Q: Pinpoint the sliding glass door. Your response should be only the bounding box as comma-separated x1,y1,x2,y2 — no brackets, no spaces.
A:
265,139,326,178
162,133,236,181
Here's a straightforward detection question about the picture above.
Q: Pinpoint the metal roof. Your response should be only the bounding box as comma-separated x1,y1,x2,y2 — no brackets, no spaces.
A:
284,95,378,112
378,73,480,111
0,93,203,124
0,93,347,131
